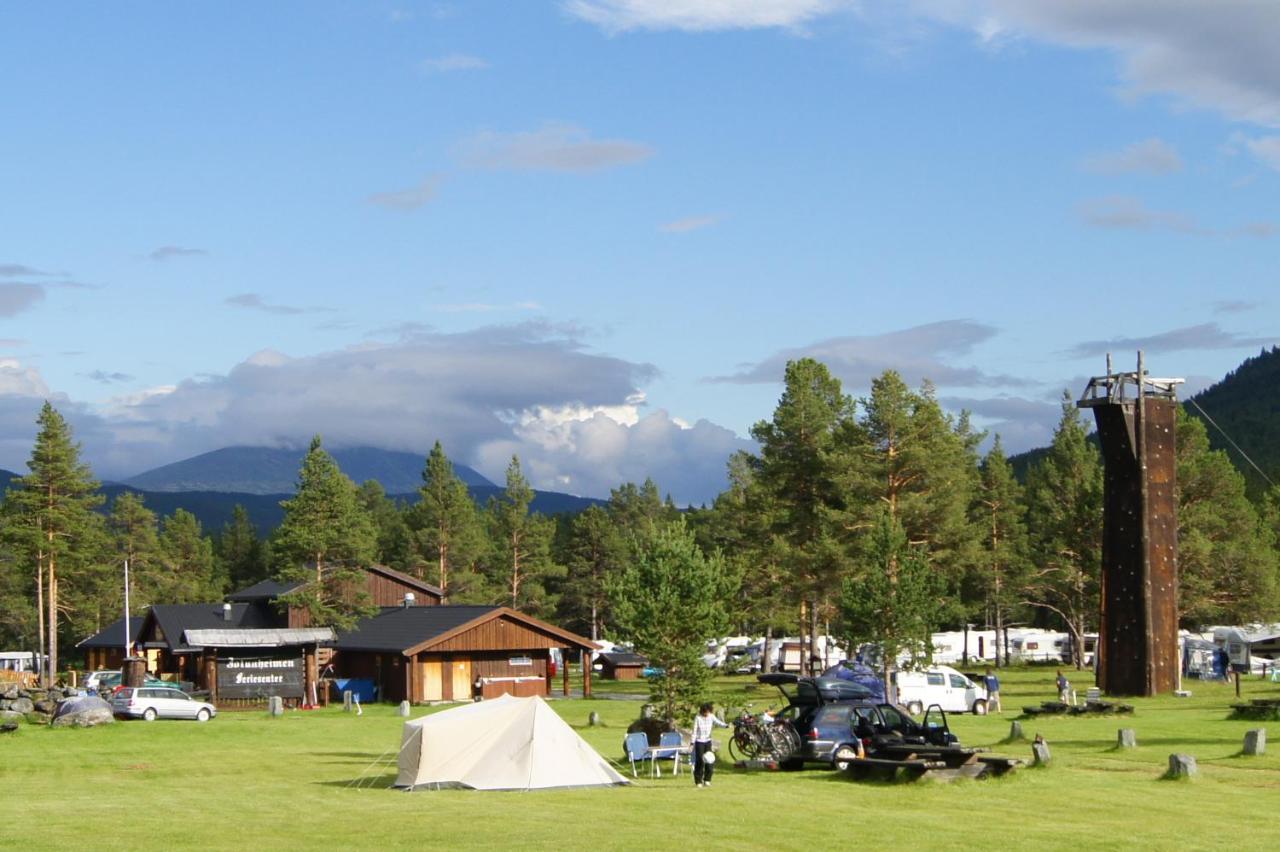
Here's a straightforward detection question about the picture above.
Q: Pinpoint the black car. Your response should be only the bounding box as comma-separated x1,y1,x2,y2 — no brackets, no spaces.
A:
758,673,956,769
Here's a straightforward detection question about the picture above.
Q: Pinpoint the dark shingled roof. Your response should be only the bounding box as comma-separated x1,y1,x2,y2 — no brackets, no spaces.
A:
598,652,647,667
148,602,279,652
225,578,302,602
77,616,146,649
336,605,499,653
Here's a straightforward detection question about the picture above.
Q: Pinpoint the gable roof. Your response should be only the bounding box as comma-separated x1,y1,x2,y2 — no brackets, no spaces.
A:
225,564,443,603
145,602,279,653
598,652,647,667
336,606,499,653
337,604,597,656
77,616,146,649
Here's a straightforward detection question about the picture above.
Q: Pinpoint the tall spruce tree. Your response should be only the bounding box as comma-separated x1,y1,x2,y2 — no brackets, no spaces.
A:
408,441,483,602
357,479,414,572
561,505,624,640
6,402,104,685
108,492,161,611
273,436,378,630
216,505,269,591
1023,395,1103,668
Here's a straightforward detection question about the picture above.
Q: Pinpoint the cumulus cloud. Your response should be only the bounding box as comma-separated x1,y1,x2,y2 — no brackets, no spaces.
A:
710,320,1027,390
149,245,207,261
659,215,718,233
0,284,46,317
460,124,654,173
366,175,443,211
1065,322,1275,359
565,0,845,33
420,53,489,72
1082,138,1183,174
51,323,751,503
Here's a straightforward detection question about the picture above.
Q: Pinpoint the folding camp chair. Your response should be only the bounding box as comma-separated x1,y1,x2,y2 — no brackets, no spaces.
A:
624,732,652,778
649,731,687,777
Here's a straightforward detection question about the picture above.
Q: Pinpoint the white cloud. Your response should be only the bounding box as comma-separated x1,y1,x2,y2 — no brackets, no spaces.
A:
1243,136,1280,171
149,245,207,261
659,215,719,233
366,176,442,211
1082,138,1183,174
1077,195,1200,233
565,0,846,33
460,124,654,173
420,53,489,72
0,283,45,317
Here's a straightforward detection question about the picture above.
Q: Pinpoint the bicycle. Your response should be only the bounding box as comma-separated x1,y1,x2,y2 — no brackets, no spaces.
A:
728,708,800,762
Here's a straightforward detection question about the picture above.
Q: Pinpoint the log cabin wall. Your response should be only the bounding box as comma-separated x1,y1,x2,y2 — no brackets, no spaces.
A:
428,616,564,652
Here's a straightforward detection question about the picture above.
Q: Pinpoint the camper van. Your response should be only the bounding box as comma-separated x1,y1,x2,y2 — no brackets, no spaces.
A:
894,665,989,715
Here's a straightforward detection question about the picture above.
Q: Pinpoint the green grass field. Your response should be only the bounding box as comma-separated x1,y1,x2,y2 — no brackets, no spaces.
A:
3,668,1279,851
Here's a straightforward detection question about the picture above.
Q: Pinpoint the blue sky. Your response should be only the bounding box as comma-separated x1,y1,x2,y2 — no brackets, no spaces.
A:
1,1,1277,503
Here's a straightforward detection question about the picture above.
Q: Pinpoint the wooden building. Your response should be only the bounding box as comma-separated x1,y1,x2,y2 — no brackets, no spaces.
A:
596,652,646,680
76,617,146,671
333,605,598,703
227,563,443,627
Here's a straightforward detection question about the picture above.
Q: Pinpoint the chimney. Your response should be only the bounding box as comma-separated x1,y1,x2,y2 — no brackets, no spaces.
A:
222,602,233,622
402,593,416,609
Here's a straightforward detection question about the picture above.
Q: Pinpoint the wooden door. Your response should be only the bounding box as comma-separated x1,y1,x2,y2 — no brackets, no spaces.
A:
450,660,471,701
422,660,443,701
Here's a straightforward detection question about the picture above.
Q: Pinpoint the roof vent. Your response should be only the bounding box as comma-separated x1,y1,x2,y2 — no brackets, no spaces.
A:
222,602,233,622
403,593,416,608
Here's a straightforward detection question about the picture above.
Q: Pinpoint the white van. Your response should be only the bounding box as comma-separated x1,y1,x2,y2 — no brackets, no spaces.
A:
894,665,989,715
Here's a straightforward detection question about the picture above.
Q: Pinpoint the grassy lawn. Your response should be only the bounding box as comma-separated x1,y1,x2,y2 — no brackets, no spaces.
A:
3,668,1279,851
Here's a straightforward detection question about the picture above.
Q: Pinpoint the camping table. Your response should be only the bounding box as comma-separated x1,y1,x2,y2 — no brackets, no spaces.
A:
647,744,692,777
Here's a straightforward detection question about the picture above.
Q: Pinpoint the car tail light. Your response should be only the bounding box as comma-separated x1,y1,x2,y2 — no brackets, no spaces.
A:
809,728,819,739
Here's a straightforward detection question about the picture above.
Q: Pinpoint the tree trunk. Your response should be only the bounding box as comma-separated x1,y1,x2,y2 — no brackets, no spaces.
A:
510,532,521,608
47,549,58,688
438,539,449,604
808,597,820,674
35,545,46,688
762,624,773,674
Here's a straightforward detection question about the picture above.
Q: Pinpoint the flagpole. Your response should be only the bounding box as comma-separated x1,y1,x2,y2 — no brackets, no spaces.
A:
123,558,131,660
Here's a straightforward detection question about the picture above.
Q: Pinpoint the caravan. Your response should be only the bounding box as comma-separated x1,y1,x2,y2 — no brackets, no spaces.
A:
894,665,989,715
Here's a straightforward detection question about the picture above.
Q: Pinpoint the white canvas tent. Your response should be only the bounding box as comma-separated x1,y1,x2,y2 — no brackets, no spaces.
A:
394,694,628,791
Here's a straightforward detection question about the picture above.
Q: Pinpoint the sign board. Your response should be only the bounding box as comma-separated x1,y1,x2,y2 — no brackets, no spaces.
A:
217,652,304,699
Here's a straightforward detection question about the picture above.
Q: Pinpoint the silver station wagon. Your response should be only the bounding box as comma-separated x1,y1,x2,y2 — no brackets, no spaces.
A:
111,686,217,722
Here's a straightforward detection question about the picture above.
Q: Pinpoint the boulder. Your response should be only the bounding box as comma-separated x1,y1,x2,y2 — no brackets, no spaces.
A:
1243,729,1266,756
33,699,57,716
627,716,674,746
1031,741,1051,767
26,690,47,703
397,700,410,717
1006,720,1025,741
1166,753,1197,779
26,712,52,725
51,695,115,728
0,709,24,722
1,685,18,700
8,697,34,715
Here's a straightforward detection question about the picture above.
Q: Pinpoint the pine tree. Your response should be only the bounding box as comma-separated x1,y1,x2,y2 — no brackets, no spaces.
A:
607,519,737,723
159,509,221,603
357,479,414,572
407,441,483,602
841,509,943,686
273,436,378,630
6,402,104,685
750,358,853,674
561,505,624,640
1176,409,1279,623
108,492,161,611
974,437,1030,665
1023,395,1103,668
486,456,563,616
216,505,269,591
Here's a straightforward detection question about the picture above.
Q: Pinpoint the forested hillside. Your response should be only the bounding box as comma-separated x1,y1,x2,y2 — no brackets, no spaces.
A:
1184,346,1280,497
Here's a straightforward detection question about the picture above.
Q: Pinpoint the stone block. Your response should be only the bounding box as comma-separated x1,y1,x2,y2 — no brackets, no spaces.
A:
268,696,284,717
1117,728,1137,749
1007,720,1024,741
398,700,411,717
1032,741,1051,767
1243,729,1266,756
343,690,353,712
1166,753,1197,779
589,711,601,727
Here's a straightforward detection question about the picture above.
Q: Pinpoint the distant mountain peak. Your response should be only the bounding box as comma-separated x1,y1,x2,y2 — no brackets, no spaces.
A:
123,445,495,494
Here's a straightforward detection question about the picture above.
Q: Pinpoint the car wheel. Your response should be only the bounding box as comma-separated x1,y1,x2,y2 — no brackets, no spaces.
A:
833,745,859,772
907,701,923,716
196,708,211,722
143,708,157,721
973,699,988,716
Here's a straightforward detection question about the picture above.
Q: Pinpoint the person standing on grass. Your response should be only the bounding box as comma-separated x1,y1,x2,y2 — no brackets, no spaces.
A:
692,702,727,788
984,667,1002,713
1056,670,1070,703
